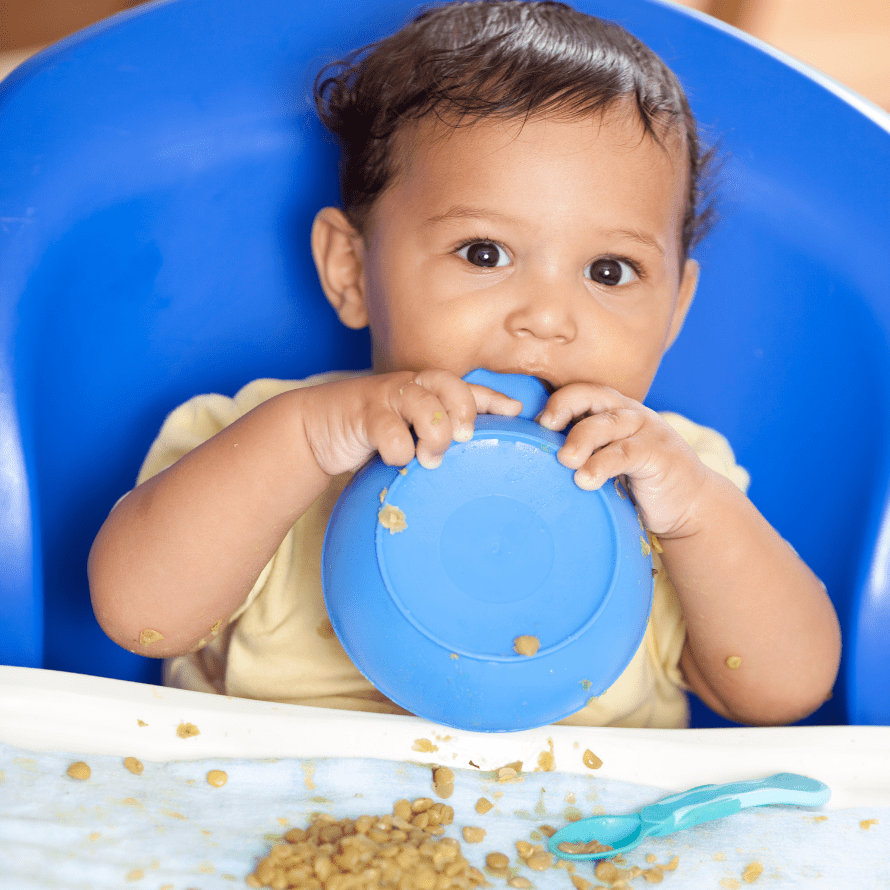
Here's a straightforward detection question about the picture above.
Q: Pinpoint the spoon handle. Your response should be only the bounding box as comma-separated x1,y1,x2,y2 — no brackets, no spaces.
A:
640,773,830,837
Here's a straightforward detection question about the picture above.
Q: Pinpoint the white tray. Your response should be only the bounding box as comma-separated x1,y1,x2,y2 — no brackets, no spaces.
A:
2,667,888,889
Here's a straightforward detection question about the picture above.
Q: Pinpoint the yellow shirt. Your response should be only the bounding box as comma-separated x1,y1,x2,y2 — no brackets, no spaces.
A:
137,372,750,728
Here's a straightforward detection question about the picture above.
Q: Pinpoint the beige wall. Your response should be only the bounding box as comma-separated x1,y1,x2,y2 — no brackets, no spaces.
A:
678,0,890,110
1,1,889,110
0,1,144,51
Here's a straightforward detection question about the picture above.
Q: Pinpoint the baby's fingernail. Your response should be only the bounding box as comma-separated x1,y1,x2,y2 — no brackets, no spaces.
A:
575,469,596,490
418,453,443,470
453,425,473,443
538,413,553,429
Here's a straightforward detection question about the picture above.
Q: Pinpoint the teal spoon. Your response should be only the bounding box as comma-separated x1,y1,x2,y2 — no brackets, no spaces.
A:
549,773,830,860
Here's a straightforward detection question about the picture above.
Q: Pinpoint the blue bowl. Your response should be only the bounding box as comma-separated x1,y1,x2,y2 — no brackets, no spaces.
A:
322,371,654,731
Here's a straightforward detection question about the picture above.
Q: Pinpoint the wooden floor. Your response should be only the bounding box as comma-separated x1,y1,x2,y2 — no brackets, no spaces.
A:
2,0,889,111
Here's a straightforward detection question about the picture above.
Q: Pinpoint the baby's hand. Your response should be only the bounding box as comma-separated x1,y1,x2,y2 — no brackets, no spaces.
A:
538,383,709,538
304,369,522,477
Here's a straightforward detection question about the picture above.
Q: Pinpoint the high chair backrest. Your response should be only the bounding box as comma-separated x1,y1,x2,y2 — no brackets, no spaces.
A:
2,0,888,725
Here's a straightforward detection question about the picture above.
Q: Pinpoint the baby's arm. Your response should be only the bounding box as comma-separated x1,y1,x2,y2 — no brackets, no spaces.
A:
88,370,520,657
540,384,841,726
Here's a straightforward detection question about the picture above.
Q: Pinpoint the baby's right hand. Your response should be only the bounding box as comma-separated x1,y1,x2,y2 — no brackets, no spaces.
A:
302,369,523,477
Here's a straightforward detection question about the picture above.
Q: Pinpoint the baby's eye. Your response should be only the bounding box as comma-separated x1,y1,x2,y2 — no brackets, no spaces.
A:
456,240,510,268
585,257,638,287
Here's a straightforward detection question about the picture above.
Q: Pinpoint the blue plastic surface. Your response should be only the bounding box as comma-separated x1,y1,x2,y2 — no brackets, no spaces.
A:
322,372,653,731
1,0,889,725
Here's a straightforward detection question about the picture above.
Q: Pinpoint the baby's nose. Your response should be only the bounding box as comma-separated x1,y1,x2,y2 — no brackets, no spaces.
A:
505,291,577,343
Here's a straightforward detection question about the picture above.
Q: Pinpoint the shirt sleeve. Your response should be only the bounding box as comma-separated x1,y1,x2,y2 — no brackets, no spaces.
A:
133,371,362,626
659,411,751,493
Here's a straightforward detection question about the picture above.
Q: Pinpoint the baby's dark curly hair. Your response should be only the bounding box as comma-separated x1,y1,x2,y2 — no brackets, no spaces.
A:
315,0,716,258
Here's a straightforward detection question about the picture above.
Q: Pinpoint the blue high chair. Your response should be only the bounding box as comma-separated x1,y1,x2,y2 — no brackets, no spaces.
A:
2,0,888,727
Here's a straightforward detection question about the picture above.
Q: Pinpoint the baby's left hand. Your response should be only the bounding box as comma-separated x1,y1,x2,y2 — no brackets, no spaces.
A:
538,383,710,539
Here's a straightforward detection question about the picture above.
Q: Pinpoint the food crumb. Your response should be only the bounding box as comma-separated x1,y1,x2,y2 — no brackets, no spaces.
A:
432,411,443,425
434,767,455,784
640,536,651,556
462,826,486,843
742,861,764,883
413,738,439,753
315,618,335,639
207,770,228,787
514,635,540,656
725,655,743,670
557,839,613,856
67,761,91,781
475,797,494,814
379,487,388,503
720,880,741,890
812,815,828,822
138,628,164,646
378,504,408,533
860,818,879,830
582,749,603,770
136,719,148,727
123,757,144,775
498,766,519,782
125,868,144,881
176,722,200,739
433,766,455,799
485,851,509,873
450,652,459,660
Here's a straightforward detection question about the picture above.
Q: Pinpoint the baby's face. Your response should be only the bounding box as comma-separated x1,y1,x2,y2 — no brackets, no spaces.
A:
358,108,698,401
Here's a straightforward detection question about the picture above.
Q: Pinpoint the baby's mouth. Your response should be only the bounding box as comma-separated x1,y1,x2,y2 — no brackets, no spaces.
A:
535,377,556,395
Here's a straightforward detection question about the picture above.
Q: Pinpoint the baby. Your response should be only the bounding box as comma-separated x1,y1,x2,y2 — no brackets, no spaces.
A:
88,0,840,727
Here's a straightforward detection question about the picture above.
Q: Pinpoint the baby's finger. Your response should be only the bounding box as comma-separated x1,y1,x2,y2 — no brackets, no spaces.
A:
412,369,480,445
398,378,465,469
466,384,523,421
571,439,644,492
557,409,646,471
537,382,627,431
365,406,421,468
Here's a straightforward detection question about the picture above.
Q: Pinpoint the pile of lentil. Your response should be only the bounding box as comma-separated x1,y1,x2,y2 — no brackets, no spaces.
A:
246,798,483,890
246,763,680,890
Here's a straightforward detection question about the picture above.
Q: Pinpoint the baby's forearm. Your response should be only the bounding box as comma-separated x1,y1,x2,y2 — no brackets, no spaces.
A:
660,472,841,726
88,388,332,657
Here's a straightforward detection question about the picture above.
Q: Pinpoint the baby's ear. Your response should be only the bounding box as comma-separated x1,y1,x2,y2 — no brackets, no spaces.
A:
665,258,699,350
311,207,369,330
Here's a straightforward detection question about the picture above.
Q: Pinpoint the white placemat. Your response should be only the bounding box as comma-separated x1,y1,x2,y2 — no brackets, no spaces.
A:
1,740,887,889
